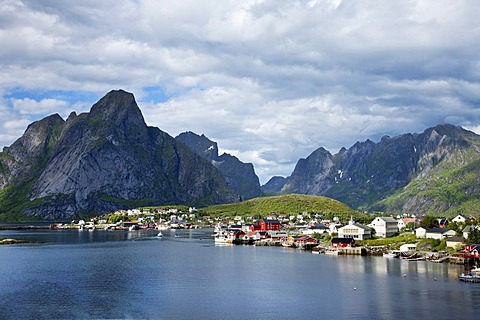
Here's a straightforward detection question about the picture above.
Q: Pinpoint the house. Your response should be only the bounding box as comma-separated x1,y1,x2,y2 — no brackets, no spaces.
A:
268,230,288,239
369,217,398,237
464,244,480,258
446,237,464,250
251,219,282,231
399,243,417,252
331,237,355,248
426,228,456,239
415,227,427,238
296,236,318,245
338,218,371,240
301,223,329,235
463,225,479,239
398,217,416,231
452,214,469,224
437,218,449,228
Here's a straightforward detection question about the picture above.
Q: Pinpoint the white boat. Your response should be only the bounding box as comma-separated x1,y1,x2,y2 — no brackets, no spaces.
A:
325,248,339,255
157,232,163,238
214,231,234,244
383,251,398,258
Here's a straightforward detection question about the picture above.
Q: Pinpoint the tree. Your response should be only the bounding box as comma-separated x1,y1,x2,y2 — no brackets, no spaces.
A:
406,222,415,231
420,216,439,228
467,227,480,244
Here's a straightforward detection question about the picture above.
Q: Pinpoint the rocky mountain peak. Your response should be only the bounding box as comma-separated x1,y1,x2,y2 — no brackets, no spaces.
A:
89,89,146,129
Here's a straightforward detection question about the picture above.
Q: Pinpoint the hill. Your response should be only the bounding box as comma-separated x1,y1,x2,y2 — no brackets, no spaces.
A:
200,194,360,221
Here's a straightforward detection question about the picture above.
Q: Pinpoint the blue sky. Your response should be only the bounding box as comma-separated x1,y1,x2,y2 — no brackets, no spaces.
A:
1,0,480,184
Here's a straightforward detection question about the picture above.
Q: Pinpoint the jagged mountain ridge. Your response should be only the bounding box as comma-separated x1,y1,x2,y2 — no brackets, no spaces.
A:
0,90,237,220
281,124,480,214
175,132,263,200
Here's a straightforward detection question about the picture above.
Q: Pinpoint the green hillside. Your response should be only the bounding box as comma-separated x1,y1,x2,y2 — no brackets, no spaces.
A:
200,194,369,223
378,158,480,217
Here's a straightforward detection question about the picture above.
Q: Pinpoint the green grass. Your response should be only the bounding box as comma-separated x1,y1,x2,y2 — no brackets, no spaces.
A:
197,193,372,223
356,233,417,249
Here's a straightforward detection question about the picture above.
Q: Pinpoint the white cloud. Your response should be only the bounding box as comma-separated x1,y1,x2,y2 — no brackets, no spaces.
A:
11,98,68,115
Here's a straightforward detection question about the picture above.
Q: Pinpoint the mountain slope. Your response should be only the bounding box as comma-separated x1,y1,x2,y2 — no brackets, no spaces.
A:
282,124,480,215
176,131,263,200
0,90,237,220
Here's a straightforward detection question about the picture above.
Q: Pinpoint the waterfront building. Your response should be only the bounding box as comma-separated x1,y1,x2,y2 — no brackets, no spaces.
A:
338,218,371,240
250,219,282,231
331,237,355,248
415,227,456,240
369,217,398,238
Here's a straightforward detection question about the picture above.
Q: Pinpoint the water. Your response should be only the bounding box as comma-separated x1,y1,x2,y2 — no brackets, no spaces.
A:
1,229,479,319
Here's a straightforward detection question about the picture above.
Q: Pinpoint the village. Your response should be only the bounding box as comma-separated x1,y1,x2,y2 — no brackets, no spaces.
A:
54,206,480,267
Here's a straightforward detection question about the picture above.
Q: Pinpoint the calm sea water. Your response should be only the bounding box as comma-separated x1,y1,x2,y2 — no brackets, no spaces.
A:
1,228,479,320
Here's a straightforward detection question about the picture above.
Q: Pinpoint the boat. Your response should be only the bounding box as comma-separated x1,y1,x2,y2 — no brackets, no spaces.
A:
214,231,234,244
157,232,163,238
325,248,339,255
459,272,480,282
459,266,480,282
281,241,294,248
383,251,398,258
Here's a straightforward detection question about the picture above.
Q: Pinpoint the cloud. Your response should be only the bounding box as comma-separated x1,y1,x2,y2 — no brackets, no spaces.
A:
1,0,480,184
11,97,69,115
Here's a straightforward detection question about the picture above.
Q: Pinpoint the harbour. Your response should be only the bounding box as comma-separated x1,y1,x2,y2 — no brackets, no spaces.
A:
1,228,480,319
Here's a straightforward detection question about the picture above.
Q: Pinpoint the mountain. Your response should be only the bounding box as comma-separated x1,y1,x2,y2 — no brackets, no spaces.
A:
0,90,237,220
261,176,287,195
281,124,480,215
175,132,263,200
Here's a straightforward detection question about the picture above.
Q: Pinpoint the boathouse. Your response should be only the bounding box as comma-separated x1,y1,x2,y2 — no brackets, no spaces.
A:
331,237,355,248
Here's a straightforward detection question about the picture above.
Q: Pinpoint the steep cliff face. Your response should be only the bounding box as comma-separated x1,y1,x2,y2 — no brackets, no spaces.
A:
282,124,480,214
176,131,263,200
0,90,237,220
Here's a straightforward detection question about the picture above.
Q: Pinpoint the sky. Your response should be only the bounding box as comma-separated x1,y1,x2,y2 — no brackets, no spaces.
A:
1,0,480,184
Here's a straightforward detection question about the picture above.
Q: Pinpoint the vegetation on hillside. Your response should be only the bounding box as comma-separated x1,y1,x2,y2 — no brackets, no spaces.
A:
198,194,373,224
378,157,480,216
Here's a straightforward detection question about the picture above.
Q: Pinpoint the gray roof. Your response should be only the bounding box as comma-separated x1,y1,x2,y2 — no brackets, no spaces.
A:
378,217,397,223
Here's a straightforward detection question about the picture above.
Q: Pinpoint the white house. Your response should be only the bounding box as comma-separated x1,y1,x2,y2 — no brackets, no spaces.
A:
426,228,456,240
338,218,372,240
399,243,417,252
415,227,427,238
452,214,469,224
463,225,479,239
369,217,398,237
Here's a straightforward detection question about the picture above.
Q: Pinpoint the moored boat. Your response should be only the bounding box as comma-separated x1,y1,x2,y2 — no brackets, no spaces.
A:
383,251,398,258
325,248,339,255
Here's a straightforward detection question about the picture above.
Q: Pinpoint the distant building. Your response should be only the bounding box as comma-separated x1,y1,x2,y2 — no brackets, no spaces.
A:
416,227,456,240
331,237,355,248
369,217,398,238
250,219,282,231
338,217,371,240
452,215,469,224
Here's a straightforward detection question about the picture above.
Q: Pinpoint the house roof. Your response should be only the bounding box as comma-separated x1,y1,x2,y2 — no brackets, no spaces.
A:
332,237,355,243
342,223,371,231
427,227,454,234
463,225,476,233
377,217,397,223
446,237,464,243
261,219,281,224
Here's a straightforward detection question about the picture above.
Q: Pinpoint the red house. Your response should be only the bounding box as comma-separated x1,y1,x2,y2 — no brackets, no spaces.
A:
250,219,282,231
296,236,318,245
331,237,355,248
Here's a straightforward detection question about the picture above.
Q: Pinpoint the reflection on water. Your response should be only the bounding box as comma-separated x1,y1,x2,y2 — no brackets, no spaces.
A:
0,229,479,319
